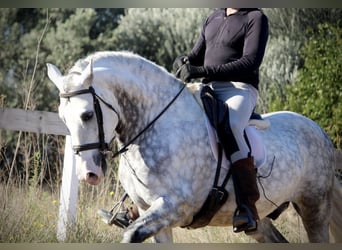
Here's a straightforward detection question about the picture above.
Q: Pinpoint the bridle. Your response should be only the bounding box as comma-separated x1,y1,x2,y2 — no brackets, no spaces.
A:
60,86,119,174
59,84,186,174
60,86,119,154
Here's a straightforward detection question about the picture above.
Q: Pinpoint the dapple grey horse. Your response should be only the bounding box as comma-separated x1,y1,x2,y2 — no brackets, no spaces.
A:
47,51,342,243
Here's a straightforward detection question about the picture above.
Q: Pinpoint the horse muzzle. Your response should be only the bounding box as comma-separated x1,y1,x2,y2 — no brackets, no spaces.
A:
76,152,106,185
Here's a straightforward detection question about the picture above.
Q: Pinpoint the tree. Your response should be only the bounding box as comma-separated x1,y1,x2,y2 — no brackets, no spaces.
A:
270,23,341,148
0,8,125,185
0,8,125,111
258,9,342,112
106,8,212,71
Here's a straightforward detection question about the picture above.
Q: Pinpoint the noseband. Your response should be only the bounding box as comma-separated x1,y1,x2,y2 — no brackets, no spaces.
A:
60,86,120,174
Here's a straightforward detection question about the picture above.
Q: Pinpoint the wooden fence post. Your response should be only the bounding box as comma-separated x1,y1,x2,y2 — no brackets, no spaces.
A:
0,107,79,241
56,136,78,242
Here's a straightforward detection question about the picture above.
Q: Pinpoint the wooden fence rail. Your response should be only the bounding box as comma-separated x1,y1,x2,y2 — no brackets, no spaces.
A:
0,107,78,242
0,107,69,135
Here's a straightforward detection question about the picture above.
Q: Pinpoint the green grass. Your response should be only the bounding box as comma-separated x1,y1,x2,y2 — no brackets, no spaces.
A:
0,181,308,243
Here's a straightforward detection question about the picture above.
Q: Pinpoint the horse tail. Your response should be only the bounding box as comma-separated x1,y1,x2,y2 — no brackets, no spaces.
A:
330,150,342,242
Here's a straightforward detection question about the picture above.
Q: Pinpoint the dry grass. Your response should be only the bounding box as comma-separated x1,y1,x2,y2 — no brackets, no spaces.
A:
0,184,59,242
0,182,123,243
173,205,308,243
0,181,309,243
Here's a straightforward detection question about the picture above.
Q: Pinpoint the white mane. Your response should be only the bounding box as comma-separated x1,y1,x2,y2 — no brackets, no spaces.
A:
70,51,175,83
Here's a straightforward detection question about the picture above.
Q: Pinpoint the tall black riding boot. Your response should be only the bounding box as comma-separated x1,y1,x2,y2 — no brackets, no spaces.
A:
231,156,260,233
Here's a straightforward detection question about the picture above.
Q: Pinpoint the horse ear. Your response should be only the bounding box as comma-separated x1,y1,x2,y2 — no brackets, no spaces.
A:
47,63,64,92
81,59,93,87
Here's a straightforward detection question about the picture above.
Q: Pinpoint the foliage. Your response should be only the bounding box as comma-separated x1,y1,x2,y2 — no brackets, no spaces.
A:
259,8,342,113
0,8,124,111
263,8,341,39
0,8,124,186
107,8,212,71
269,23,342,149
258,36,302,112
44,9,96,70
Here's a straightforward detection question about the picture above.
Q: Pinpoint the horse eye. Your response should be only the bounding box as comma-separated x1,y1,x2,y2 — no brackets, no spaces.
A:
81,111,94,122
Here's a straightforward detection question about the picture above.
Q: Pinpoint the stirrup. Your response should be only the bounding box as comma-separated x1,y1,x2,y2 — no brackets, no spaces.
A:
97,193,130,228
97,209,130,228
233,205,257,233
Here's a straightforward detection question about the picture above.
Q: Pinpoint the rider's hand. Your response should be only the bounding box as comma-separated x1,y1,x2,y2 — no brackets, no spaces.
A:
178,64,207,82
173,55,189,75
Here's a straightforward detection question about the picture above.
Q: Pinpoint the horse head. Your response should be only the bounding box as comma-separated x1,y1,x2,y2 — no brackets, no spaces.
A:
47,60,120,185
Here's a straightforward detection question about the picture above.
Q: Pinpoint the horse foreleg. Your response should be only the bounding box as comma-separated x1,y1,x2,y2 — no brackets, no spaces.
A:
121,197,177,243
247,217,289,243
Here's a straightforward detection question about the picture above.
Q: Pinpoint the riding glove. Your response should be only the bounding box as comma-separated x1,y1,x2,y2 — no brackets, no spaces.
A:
178,64,208,82
173,55,189,74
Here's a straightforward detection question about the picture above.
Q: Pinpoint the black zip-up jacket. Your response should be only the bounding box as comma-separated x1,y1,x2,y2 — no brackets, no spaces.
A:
187,8,269,89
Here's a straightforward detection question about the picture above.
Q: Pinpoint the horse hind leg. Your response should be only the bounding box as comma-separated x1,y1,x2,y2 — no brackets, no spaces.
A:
330,177,342,242
292,189,332,242
247,217,289,243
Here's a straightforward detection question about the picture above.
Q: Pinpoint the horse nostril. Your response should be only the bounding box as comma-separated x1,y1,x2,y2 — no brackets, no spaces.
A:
86,172,99,185
87,172,97,178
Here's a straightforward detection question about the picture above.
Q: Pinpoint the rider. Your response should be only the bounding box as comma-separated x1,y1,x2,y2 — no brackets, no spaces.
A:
100,8,269,233
173,8,269,233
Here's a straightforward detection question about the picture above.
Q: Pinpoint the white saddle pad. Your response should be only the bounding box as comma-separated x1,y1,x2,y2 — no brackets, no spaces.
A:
205,117,266,169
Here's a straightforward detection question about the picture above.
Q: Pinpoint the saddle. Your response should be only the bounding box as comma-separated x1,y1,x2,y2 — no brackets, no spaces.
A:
187,82,270,130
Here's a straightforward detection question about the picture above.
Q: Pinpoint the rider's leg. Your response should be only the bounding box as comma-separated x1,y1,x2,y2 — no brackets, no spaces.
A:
210,81,260,233
231,156,260,233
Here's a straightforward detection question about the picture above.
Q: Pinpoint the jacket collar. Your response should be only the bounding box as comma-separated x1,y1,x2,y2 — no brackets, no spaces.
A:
223,8,259,16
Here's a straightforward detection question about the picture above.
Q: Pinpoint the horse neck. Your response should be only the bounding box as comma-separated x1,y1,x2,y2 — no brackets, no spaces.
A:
95,62,186,145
